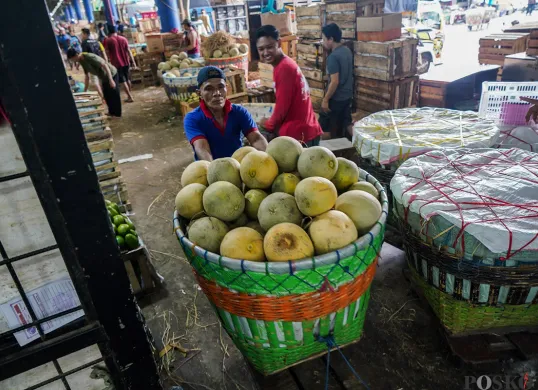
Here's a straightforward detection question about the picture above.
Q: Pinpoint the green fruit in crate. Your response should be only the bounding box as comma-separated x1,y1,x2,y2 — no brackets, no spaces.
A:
188,216,229,254
126,220,136,231
116,235,125,248
207,158,242,188
125,234,139,250
244,189,268,220
129,229,138,238
113,225,118,234
117,224,131,236
112,215,125,226
108,206,119,217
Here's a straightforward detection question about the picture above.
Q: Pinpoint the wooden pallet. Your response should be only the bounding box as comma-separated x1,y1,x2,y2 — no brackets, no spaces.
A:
406,269,538,367
419,79,448,108
354,75,419,113
527,30,538,56
325,2,356,39
354,37,418,81
478,33,529,65
296,3,323,39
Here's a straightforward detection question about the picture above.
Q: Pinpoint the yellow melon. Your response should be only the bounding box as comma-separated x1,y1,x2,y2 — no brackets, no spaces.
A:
244,189,268,220
297,146,338,180
331,158,360,192
264,223,314,261
335,190,382,236
348,181,379,199
240,151,278,189
308,210,358,255
207,157,242,188
220,227,265,261
232,146,256,163
175,183,206,219
294,177,337,217
181,160,210,187
203,181,245,222
188,217,229,254
271,173,300,195
258,193,303,231
266,136,303,172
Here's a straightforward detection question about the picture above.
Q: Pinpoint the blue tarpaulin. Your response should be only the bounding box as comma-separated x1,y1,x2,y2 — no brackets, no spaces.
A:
384,0,418,13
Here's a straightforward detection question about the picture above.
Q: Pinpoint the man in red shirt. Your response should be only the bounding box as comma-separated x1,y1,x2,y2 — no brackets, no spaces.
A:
104,25,136,102
256,25,323,146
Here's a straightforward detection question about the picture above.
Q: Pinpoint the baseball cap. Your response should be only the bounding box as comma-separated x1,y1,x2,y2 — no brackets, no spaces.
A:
197,66,225,88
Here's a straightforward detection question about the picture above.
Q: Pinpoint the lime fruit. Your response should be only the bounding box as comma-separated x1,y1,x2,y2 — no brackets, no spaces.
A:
108,207,118,217
126,220,136,231
129,229,138,238
112,215,125,226
111,203,120,213
116,235,125,248
125,234,139,250
105,200,112,206
117,224,130,236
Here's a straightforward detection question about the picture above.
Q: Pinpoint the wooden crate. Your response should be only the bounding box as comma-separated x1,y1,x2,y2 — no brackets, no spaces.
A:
419,79,448,108
354,76,418,114
357,0,385,17
139,18,161,33
478,33,529,66
325,2,356,39
297,39,325,71
258,62,274,88
122,245,156,296
230,94,248,104
527,30,538,56
296,3,323,38
161,32,182,52
179,101,200,117
354,37,418,81
281,35,298,60
247,87,275,103
226,68,247,98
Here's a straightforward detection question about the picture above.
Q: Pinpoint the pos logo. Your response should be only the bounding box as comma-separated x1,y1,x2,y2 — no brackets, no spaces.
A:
464,374,532,390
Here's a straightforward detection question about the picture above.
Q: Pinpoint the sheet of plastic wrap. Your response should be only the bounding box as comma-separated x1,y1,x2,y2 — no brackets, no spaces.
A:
353,108,500,165
496,124,538,152
390,148,538,256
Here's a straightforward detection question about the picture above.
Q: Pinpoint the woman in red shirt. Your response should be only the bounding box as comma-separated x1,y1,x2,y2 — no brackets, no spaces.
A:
256,25,323,146
182,19,201,59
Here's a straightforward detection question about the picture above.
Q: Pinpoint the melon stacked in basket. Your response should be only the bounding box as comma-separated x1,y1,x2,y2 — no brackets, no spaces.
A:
173,137,388,374
391,148,538,334
353,108,500,228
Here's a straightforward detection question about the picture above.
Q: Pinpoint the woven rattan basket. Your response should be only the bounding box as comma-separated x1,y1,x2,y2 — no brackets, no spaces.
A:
173,169,388,374
391,148,538,334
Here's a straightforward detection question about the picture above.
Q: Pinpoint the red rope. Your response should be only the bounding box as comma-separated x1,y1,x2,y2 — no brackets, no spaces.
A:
400,149,538,261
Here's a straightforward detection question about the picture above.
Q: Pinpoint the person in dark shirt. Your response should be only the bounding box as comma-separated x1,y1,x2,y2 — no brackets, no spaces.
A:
319,23,353,140
97,22,107,43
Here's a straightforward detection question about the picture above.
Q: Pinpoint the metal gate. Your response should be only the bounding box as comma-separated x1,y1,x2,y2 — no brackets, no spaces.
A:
0,1,162,389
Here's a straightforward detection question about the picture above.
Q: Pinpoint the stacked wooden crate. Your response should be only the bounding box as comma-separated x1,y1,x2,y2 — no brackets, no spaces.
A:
325,3,357,39
74,93,131,212
226,68,248,101
296,39,326,110
353,38,419,118
296,3,323,39
258,62,274,88
527,30,538,56
357,0,386,17
132,52,162,87
162,33,183,58
479,33,529,66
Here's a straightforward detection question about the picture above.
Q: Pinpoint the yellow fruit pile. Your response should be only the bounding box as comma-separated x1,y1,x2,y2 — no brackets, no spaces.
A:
175,137,382,262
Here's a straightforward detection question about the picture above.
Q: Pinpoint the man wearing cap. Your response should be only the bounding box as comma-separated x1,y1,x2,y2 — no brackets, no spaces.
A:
184,67,268,161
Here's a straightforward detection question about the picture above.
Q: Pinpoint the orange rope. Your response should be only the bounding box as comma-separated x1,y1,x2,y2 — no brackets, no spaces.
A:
194,259,377,322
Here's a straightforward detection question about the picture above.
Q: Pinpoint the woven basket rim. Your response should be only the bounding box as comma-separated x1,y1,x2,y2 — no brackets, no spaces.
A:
162,69,200,87
173,168,388,274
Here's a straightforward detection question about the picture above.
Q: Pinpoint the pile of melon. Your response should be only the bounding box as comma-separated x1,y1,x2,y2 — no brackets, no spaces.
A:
158,52,202,78
175,137,382,262
204,43,249,59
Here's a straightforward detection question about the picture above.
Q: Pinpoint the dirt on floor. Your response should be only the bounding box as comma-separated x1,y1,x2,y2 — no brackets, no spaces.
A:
110,84,537,390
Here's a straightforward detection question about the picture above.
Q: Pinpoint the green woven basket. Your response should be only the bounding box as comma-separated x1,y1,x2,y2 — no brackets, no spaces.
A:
174,169,388,374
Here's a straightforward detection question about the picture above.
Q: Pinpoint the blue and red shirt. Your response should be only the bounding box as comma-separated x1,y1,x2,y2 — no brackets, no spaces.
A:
184,100,258,159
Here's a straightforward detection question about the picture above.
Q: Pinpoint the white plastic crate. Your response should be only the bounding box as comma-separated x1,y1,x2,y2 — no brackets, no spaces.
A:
478,82,538,125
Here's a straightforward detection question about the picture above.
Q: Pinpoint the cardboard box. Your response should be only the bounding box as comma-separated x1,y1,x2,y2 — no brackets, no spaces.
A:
356,13,402,32
145,34,164,53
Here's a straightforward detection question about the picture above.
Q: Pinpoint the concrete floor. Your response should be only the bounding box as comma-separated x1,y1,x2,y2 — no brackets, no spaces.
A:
111,85,537,390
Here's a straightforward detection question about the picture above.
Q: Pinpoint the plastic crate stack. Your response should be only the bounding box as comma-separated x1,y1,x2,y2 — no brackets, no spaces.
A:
74,92,131,212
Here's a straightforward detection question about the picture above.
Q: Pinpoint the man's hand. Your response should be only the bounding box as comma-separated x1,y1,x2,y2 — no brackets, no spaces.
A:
246,130,268,151
321,99,330,113
258,117,268,129
109,79,116,89
521,97,538,123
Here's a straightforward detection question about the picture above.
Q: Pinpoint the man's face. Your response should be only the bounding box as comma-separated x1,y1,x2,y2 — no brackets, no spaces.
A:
199,78,227,111
82,32,89,40
321,34,332,50
256,36,281,65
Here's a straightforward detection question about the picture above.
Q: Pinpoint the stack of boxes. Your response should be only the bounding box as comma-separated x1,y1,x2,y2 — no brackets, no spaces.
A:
297,40,326,110
353,14,419,119
296,4,323,39
325,3,356,39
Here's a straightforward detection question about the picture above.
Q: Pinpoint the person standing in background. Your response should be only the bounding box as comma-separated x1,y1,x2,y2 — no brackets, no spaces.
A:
182,19,201,59
81,28,108,99
67,49,122,117
97,23,107,43
319,23,353,140
104,25,136,103
527,0,535,15
255,25,323,146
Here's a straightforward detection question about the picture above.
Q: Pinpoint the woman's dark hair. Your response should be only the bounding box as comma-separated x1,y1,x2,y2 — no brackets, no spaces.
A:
182,19,192,28
81,27,91,35
97,22,104,28
67,48,79,58
322,23,342,43
256,25,279,41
